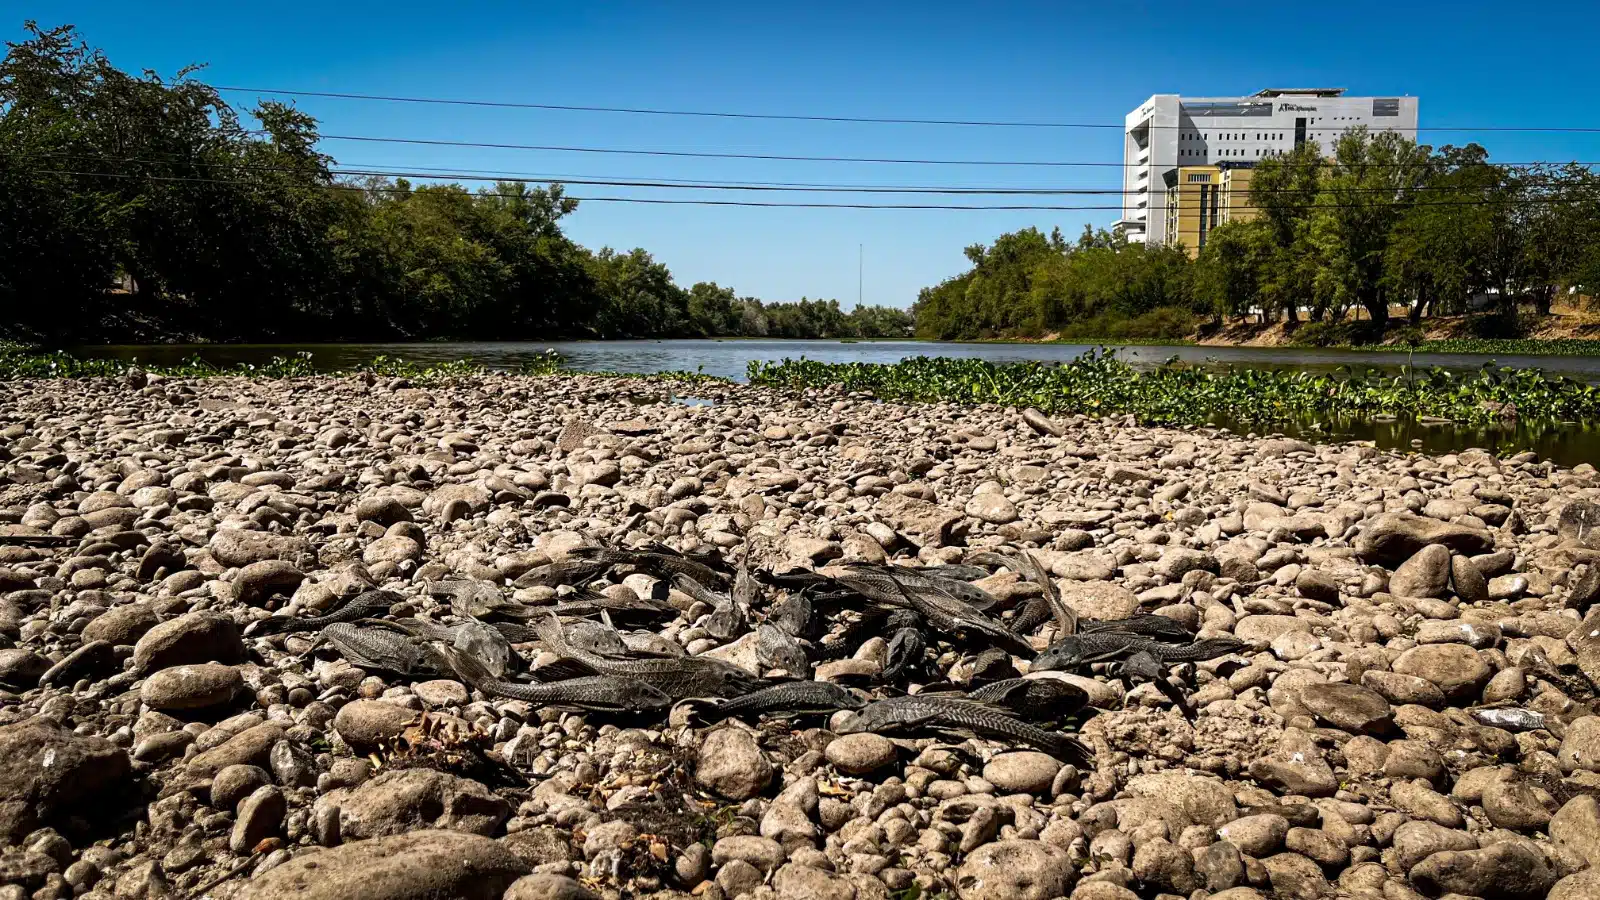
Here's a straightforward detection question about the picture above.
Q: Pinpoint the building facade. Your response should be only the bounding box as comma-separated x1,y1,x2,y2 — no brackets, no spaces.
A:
1118,89,1419,255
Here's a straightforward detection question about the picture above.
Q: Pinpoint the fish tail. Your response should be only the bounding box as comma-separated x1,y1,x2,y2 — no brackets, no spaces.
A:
1193,637,1247,657
1041,730,1094,768
244,616,291,636
534,612,570,651
677,697,727,724
435,642,495,690
1025,551,1077,637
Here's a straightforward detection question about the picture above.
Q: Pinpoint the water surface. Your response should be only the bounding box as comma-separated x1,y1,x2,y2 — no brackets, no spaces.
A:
73,338,1600,383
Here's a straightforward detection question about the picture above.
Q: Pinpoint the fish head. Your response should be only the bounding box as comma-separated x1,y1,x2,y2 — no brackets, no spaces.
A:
885,609,924,631
1031,639,1082,673
834,686,870,711
714,665,770,695
635,682,675,711
831,709,873,734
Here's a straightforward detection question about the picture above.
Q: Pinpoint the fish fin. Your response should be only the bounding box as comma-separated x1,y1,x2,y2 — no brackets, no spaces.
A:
959,697,1037,719
394,618,451,641
969,678,1035,708
354,617,409,633
529,658,601,682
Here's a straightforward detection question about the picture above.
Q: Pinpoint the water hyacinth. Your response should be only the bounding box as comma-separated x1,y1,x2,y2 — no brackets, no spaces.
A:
746,350,1600,427
1351,338,1600,357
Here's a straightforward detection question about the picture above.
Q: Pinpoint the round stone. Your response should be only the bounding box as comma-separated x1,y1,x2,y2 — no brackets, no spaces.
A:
983,752,1062,795
824,733,897,775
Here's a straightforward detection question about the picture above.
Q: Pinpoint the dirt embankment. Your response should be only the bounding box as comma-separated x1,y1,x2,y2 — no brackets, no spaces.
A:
1196,306,1600,348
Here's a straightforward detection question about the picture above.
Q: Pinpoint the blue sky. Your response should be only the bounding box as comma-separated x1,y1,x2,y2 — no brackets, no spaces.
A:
16,1,1599,308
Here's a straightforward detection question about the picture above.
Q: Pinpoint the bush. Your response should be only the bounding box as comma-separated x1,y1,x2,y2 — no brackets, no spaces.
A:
1389,326,1426,347
1465,311,1532,339
1056,306,1197,341
1289,320,1395,348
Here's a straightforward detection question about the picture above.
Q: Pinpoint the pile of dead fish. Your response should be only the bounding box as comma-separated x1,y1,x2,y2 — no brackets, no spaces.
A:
248,542,1249,766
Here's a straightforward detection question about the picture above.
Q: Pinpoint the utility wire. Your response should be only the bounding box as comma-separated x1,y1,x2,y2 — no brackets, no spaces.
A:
213,85,1600,133
38,169,1600,211
288,132,1600,170
25,153,1598,198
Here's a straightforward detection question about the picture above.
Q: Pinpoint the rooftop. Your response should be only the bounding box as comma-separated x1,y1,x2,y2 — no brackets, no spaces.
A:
1252,88,1347,98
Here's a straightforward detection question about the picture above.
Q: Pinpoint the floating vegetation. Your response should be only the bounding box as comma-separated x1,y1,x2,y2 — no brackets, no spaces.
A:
1349,338,1600,357
746,350,1600,427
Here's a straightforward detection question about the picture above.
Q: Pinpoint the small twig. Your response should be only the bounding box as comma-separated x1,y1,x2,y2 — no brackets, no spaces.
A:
185,852,259,898
0,534,75,547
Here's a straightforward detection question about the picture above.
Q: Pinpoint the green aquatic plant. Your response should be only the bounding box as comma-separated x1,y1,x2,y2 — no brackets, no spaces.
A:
745,350,1600,427
1348,338,1600,357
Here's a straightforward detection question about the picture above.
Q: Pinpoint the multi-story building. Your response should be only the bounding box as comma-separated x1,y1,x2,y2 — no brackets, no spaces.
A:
1117,89,1419,255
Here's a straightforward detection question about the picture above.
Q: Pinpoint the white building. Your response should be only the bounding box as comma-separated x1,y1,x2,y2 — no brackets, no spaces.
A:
1116,89,1419,247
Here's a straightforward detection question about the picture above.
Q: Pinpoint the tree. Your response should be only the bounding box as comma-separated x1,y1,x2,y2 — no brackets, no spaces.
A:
586,248,688,337
686,282,740,336
1305,128,1432,326
1194,220,1274,323
1382,145,1494,323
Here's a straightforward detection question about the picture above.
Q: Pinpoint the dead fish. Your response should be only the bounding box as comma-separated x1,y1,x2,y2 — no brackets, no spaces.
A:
1469,707,1548,732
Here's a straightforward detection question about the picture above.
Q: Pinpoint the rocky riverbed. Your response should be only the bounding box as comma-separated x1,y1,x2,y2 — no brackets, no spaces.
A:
3,371,1600,900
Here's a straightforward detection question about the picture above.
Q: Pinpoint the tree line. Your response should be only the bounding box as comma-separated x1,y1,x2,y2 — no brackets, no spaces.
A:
916,133,1600,341
0,24,912,343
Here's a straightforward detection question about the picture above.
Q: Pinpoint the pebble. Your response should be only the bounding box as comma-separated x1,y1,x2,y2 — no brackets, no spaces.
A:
825,733,898,775
140,663,242,710
2,373,1594,900
233,830,529,899
695,727,774,800
982,752,1061,795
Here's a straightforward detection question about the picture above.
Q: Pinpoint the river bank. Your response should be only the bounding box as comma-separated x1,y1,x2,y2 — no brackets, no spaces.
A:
14,342,1600,466
987,310,1600,358
2,373,1599,899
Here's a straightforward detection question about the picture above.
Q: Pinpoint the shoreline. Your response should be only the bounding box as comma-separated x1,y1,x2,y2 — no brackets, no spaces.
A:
35,332,1600,358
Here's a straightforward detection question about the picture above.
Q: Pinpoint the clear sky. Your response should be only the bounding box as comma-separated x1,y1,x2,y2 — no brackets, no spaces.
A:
14,1,1600,308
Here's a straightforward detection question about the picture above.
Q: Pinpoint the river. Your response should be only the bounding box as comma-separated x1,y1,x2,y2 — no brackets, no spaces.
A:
70,338,1600,383
74,339,1600,467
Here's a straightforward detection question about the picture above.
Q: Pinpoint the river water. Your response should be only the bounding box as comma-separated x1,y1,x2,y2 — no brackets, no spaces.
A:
72,338,1600,382
75,340,1600,467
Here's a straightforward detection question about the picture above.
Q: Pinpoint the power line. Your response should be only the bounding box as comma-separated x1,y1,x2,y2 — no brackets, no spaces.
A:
27,153,1597,198
214,84,1600,133
291,132,1600,170
37,169,1600,211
